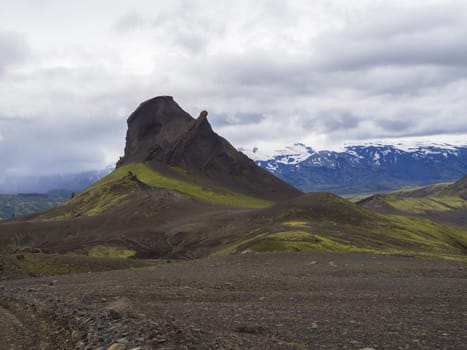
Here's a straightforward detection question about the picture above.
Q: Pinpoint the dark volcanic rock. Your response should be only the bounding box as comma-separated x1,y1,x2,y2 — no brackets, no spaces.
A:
117,96,193,165
117,96,301,201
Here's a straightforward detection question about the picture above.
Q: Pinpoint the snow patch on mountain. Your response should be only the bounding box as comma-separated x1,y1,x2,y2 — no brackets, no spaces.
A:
239,137,467,194
240,143,314,163
241,134,467,165
344,134,467,152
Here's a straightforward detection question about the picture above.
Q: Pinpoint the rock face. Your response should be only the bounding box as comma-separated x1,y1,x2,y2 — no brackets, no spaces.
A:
117,96,301,200
117,96,193,165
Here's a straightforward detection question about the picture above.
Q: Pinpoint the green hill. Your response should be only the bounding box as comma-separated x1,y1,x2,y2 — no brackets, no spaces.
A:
0,97,466,273
211,193,467,260
358,176,467,228
2,185,465,261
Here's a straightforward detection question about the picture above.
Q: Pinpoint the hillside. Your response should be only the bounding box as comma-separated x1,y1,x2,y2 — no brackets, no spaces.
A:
0,97,466,267
2,187,466,262
358,175,467,229
210,192,467,259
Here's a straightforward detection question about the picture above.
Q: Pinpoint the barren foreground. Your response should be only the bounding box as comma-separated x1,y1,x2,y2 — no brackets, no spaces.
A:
1,252,465,350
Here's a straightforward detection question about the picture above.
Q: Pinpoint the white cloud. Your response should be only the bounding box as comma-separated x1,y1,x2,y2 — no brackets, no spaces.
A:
0,0,466,178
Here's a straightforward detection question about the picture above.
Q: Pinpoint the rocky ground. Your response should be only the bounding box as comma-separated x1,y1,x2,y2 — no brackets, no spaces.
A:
0,252,466,350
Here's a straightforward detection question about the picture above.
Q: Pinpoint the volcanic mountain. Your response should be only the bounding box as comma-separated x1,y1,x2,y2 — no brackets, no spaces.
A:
116,96,301,201
0,96,466,262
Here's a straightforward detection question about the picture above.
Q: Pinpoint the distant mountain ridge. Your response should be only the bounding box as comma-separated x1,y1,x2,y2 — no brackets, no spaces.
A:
241,142,467,194
0,169,113,219
0,166,113,194
0,192,69,219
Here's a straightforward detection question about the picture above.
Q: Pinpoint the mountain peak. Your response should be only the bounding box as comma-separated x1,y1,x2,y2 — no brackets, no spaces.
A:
117,96,194,167
117,97,216,168
117,96,301,200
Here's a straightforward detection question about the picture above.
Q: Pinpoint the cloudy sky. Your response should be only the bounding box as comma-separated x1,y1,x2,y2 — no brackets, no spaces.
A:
1,0,467,176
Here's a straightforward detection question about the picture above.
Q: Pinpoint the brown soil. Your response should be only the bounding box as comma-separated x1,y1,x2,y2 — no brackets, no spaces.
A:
1,252,465,349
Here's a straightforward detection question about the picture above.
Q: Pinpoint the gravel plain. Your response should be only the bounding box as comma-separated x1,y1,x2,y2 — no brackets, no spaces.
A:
1,252,466,350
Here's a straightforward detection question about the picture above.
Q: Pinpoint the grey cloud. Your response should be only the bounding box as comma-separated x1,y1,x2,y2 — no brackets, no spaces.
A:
379,118,415,133
0,114,125,176
113,12,148,33
320,113,361,133
211,112,265,128
0,116,31,122
182,52,314,97
345,66,467,95
113,3,225,54
381,127,467,139
313,2,467,70
0,63,143,176
300,111,361,134
186,48,462,101
0,30,29,76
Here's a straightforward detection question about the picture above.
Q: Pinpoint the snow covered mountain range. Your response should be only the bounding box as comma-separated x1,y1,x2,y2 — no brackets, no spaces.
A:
240,140,467,195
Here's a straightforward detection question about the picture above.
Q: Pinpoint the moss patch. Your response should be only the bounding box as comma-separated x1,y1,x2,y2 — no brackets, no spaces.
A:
283,221,310,227
39,175,135,219
88,163,273,208
214,230,372,256
383,196,465,214
0,253,151,279
88,246,136,259
212,205,467,260
249,231,371,253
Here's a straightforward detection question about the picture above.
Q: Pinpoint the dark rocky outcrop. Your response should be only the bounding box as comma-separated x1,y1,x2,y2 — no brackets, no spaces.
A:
117,96,193,166
117,96,301,201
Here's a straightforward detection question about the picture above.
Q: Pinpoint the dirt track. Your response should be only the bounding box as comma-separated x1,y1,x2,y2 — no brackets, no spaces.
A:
1,252,466,349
